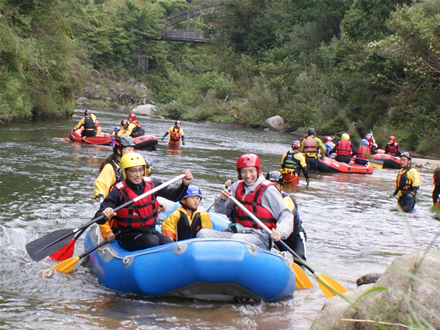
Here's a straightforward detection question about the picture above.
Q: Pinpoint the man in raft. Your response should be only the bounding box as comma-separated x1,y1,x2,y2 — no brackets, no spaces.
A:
72,109,98,137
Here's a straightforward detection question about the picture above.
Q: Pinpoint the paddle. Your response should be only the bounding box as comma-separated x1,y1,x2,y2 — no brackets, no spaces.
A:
229,196,348,298
43,239,111,276
205,200,215,212
26,174,186,262
49,227,87,261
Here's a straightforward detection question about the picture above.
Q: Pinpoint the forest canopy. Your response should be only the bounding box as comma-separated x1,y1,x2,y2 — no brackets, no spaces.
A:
1,0,440,153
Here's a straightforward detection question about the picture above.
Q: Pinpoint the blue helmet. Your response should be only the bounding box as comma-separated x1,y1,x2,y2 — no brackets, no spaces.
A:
184,185,202,200
360,139,369,146
114,126,121,132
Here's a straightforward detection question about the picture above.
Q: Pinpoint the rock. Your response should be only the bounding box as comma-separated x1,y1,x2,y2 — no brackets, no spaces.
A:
356,273,381,286
132,104,157,116
311,249,440,329
265,115,284,131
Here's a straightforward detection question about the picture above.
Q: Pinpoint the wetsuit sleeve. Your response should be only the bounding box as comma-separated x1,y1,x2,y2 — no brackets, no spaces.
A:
180,128,184,137
316,138,326,157
94,188,124,224
73,118,85,131
155,178,188,202
408,169,420,191
94,163,116,200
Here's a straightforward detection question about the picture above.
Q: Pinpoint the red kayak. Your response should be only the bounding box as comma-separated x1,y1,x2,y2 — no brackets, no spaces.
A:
69,128,158,150
372,149,401,169
318,157,374,174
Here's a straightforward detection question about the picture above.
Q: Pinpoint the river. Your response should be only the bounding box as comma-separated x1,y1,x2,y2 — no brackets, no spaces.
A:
1,108,439,329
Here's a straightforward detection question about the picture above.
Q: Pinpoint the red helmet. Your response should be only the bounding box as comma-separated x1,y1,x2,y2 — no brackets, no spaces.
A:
129,113,136,121
364,134,373,143
389,136,396,143
324,136,332,143
236,153,261,179
84,109,92,116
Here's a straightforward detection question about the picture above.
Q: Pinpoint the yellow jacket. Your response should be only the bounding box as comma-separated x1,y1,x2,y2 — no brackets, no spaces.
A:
162,206,212,241
395,167,420,197
117,122,137,136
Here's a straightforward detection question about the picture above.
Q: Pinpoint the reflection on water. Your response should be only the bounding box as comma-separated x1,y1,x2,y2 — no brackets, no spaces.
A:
0,109,439,329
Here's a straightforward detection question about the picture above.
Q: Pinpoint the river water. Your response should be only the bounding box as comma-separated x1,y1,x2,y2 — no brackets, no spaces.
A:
1,109,439,329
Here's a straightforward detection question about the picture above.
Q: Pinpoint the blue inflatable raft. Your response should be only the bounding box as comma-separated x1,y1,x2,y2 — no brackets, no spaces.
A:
84,199,296,301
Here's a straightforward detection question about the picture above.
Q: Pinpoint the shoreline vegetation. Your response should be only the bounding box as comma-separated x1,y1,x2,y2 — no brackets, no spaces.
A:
2,0,440,155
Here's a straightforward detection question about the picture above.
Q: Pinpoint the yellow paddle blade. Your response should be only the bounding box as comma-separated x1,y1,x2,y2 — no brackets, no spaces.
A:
316,273,348,298
371,162,383,169
51,256,80,274
290,262,313,289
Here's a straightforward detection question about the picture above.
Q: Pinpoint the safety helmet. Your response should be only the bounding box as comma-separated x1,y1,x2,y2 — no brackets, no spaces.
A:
341,133,350,141
114,126,121,132
389,136,396,143
364,134,373,143
360,139,369,146
400,152,411,160
183,185,202,200
121,119,129,127
113,135,135,156
308,128,315,136
129,113,136,121
84,109,92,116
120,152,146,180
236,153,261,180
324,136,332,143
266,171,284,185
175,120,181,125
291,140,301,149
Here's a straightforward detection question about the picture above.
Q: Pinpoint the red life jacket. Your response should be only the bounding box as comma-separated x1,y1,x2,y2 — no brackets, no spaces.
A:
234,180,277,230
170,128,180,142
303,137,318,155
113,177,159,228
356,145,370,159
132,120,142,128
336,141,352,156
386,143,399,155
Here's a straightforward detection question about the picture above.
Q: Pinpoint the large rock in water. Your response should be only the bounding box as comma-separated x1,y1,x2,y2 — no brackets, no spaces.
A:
264,115,284,131
132,104,157,116
311,249,440,329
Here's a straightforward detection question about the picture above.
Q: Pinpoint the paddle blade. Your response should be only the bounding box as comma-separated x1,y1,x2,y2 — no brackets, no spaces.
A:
371,162,383,169
49,238,75,261
26,228,75,261
51,257,80,274
291,262,313,289
316,273,348,298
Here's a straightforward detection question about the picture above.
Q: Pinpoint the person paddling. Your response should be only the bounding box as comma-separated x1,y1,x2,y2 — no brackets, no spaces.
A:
197,153,293,250
95,153,193,251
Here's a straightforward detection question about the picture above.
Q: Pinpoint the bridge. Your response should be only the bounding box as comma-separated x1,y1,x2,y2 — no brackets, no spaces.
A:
161,5,211,43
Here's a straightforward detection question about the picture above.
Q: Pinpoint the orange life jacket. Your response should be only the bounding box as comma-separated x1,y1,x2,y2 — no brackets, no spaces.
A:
356,145,370,159
336,140,352,156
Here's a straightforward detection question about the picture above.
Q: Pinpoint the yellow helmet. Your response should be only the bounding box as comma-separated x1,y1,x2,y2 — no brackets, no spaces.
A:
341,133,350,141
120,152,146,180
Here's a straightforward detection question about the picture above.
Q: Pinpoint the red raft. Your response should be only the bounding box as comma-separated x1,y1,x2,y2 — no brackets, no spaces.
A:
318,157,374,174
372,150,401,169
69,128,158,150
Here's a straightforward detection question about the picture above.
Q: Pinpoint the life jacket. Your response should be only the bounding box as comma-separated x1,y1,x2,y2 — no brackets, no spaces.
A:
176,210,203,240
132,120,142,128
84,116,96,131
234,180,277,230
386,143,399,155
170,128,181,142
434,167,440,186
283,151,301,172
281,192,302,226
396,167,415,192
112,177,159,228
336,141,352,156
131,125,145,137
107,159,123,186
356,145,370,159
303,137,318,157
